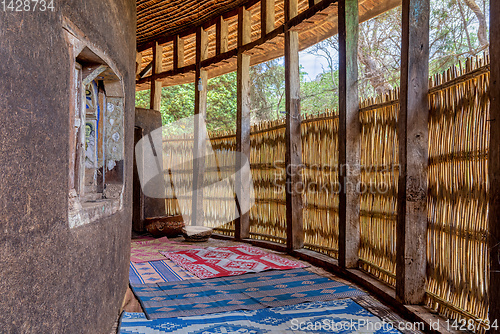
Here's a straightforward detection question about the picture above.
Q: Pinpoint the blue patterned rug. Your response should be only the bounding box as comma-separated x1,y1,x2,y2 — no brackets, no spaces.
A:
119,299,402,333
130,268,366,319
129,260,198,284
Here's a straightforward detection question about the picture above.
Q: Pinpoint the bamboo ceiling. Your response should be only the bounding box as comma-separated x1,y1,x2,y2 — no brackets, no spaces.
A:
136,0,401,90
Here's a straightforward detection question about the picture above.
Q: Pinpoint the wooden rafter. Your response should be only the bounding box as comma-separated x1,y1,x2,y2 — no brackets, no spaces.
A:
136,0,402,90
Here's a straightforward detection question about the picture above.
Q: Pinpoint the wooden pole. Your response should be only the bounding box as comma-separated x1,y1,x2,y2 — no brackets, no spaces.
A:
149,42,163,111
261,0,275,38
489,0,500,329
284,0,304,251
338,0,360,269
235,6,252,240
396,0,429,304
173,35,184,70
192,27,208,226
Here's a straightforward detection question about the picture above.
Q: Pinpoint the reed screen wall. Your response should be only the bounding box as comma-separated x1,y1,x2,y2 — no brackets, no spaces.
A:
161,54,490,333
358,91,399,287
301,112,340,257
426,56,490,331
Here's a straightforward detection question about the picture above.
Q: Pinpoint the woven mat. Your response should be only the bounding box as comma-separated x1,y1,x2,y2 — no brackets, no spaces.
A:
130,237,202,263
130,268,366,319
119,299,401,334
129,259,199,285
161,244,307,279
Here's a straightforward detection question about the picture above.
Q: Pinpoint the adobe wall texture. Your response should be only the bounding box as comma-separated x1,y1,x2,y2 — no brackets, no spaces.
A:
0,1,136,333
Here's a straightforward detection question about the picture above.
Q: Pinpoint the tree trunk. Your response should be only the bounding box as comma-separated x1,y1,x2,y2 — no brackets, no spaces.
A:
463,0,488,47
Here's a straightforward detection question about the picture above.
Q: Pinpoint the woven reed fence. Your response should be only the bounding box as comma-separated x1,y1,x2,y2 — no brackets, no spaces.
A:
301,111,340,257
160,54,491,333
358,90,399,287
426,55,490,332
247,119,287,243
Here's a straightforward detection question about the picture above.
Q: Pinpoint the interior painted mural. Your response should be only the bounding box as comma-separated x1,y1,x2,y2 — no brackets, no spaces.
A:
64,22,126,229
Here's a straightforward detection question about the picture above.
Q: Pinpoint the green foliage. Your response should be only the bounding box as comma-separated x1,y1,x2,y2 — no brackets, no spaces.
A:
206,72,237,132
250,59,286,122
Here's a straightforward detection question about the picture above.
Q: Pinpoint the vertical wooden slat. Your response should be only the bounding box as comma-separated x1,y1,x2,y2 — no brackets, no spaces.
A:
489,0,500,329
261,0,275,38
173,35,184,70
338,0,360,269
192,27,209,226
396,0,430,304
285,0,304,251
235,7,252,239
150,42,163,111
216,17,229,54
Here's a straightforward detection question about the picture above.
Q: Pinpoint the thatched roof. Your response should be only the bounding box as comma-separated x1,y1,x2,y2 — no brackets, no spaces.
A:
136,0,401,90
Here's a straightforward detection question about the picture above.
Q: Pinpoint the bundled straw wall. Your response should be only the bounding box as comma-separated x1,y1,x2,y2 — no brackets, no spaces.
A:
426,56,490,331
358,91,399,286
301,111,340,258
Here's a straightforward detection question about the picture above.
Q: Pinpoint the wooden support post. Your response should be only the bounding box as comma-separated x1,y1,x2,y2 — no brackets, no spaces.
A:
216,17,229,54
235,6,252,240
489,0,500,328
150,42,163,111
173,35,184,70
261,0,275,38
284,0,304,251
396,0,429,304
308,0,320,7
338,0,360,269
192,27,209,226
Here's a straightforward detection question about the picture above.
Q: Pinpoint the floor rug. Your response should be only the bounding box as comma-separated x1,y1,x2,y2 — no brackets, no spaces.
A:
129,260,199,284
161,244,307,279
130,268,366,319
119,299,402,334
131,237,202,263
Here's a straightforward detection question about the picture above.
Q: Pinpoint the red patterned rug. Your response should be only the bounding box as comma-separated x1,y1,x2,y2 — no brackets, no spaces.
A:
161,244,307,279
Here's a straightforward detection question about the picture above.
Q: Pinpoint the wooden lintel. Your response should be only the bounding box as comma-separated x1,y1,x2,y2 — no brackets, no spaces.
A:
338,0,360,269
284,0,304,252
261,0,275,38
137,64,196,85
396,0,430,304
